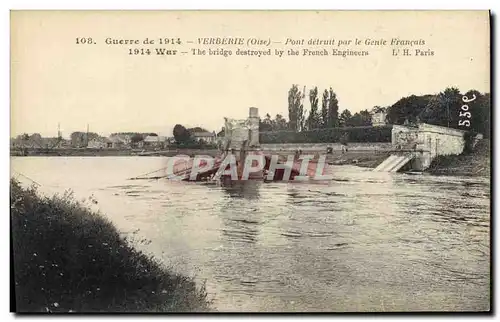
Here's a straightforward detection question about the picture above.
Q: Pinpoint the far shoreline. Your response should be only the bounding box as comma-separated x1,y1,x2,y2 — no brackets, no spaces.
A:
10,141,490,178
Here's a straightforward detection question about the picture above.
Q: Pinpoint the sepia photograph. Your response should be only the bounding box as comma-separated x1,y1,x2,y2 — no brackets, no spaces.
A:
9,10,491,313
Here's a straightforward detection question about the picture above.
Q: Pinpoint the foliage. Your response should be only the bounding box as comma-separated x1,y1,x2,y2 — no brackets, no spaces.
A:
463,131,476,154
29,133,42,141
419,87,462,127
10,179,211,312
339,109,352,127
288,85,306,132
320,91,329,128
386,87,490,137
386,94,434,125
462,90,490,138
427,139,490,177
172,124,191,144
306,87,320,130
327,88,339,128
130,134,144,143
346,110,372,127
259,114,288,132
259,125,392,144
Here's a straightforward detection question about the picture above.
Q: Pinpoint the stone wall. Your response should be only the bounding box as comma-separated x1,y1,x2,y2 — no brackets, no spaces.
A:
418,123,466,159
223,110,466,172
392,123,466,170
392,125,418,147
260,142,392,153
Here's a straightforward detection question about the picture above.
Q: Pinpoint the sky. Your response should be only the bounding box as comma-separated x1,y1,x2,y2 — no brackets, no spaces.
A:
11,11,490,138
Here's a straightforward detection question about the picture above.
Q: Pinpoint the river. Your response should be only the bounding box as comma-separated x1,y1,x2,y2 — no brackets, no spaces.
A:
11,156,490,312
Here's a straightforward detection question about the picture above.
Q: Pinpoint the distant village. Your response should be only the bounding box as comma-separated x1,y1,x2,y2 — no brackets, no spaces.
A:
10,127,220,151
9,107,393,153
11,83,491,155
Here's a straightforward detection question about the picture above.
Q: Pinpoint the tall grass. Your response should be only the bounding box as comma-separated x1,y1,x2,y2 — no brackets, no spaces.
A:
10,179,211,312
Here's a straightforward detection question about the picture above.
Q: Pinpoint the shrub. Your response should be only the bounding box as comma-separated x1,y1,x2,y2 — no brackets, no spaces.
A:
10,179,211,313
259,126,393,144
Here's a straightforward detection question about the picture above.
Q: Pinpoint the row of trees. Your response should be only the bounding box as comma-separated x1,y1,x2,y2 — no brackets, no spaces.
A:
258,85,490,143
386,88,490,137
260,84,373,134
261,85,490,135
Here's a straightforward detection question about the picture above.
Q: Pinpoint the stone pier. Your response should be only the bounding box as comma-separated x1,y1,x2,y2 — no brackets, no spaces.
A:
223,107,260,151
391,123,468,171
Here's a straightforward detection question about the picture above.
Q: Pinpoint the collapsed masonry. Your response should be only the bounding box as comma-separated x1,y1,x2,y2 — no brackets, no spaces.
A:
175,107,317,182
222,106,260,151
130,107,322,182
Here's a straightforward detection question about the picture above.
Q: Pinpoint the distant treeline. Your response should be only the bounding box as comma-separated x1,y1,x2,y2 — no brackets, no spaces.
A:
257,85,490,144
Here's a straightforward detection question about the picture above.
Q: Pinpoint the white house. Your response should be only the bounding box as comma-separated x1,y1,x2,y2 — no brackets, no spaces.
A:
191,131,216,144
371,108,388,127
87,137,110,149
109,134,131,148
143,135,166,149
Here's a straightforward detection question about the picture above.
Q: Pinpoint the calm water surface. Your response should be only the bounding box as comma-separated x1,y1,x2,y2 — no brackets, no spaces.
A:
11,157,490,312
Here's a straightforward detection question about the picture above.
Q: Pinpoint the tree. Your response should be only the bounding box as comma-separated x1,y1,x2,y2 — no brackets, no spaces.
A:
288,84,305,132
462,90,490,137
173,124,191,144
387,94,434,125
321,90,329,128
419,87,462,128
274,114,288,131
130,134,144,143
339,109,352,127
29,133,42,141
360,110,373,126
297,96,306,132
327,88,339,128
307,87,320,130
259,113,273,132
346,110,372,127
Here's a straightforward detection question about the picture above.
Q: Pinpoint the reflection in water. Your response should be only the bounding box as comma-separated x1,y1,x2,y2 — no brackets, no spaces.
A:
220,180,261,200
218,181,262,243
11,157,490,312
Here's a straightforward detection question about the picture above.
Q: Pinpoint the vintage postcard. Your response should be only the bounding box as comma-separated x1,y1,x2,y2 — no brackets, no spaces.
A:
10,10,490,313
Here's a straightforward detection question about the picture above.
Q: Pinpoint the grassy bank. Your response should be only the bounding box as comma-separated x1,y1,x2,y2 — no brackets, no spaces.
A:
10,179,211,313
326,151,390,168
427,139,490,177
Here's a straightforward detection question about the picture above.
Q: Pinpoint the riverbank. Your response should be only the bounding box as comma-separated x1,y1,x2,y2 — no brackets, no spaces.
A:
426,139,490,177
325,151,390,168
10,148,221,157
10,179,211,313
